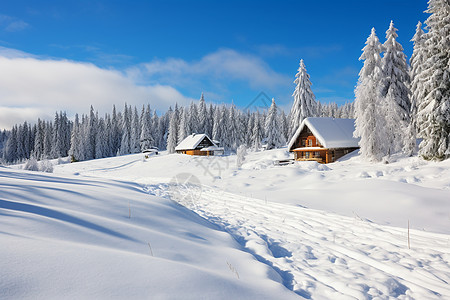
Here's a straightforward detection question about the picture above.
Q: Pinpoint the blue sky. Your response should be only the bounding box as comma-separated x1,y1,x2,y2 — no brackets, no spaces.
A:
0,0,428,128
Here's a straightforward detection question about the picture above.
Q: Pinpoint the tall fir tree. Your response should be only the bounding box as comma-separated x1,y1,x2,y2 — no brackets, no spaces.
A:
198,92,207,134
3,126,18,162
95,117,108,159
410,21,426,134
212,105,222,142
354,28,385,161
265,98,283,150
68,114,80,161
178,107,188,142
188,101,198,135
140,104,154,151
167,107,178,154
119,104,131,155
289,59,317,136
43,121,53,159
251,111,262,151
417,0,450,160
381,21,412,156
130,106,140,153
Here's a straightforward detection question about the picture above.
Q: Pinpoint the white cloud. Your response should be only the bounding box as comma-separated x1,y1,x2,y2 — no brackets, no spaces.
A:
0,51,193,129
0,47,292,129
0,14,29,32
0,107,49,130
129,48,290,91
5,20,29,32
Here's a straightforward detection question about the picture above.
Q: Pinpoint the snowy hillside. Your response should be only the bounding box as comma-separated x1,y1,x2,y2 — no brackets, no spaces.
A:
0,167,297,299
2,149,450,299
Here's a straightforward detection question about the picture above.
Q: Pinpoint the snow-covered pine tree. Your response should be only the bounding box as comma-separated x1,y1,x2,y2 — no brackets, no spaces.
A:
316,101,323,117
279,110,289,145
265,98,283,150
130,106,141,153
33,119,44,159
95,117,108,159
219,105,231,150
354,28,385,162
151,110,160,149
167,106,178,154
51,112,61,158
410,21,426,133
15,123,26,161
111,105,121,155
3,125,17,163
105,114,114,157
140,104,154,151
84,106,97,160
212,105,222,143
289,59,317,136
245,112,254,148
381,20,412,156
198,93,207,134
178,107,188,142
188,101,198,135
159,109,171,150
417,0,450,160
206,103,214,138
228,104,239,150
252,111,262,151
119,104,131,155
236,144,247,168
43,121,53,159
68,114,81,162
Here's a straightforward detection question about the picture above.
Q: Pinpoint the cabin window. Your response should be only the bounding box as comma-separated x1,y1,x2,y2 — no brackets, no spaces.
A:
314,151,320,157
301,139,306,147
305,152,310,158
308,139,312,147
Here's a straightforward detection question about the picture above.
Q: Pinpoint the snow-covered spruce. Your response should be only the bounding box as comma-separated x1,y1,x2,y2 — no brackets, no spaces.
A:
380,21,413,156
289,59,317,136
417,0,450,160
264,98,284,150
354,28,385,162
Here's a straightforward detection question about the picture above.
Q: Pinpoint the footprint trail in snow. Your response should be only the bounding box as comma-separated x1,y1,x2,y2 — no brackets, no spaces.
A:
147,183,450,299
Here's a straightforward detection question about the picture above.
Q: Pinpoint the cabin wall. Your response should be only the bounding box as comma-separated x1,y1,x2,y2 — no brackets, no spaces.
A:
331,148,358,162
293,147,358,164
294,149,327,163
177,150,213,156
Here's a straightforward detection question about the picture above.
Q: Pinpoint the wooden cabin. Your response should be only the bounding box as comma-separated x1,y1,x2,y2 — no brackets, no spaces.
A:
175,133,224,156
288,117,359,164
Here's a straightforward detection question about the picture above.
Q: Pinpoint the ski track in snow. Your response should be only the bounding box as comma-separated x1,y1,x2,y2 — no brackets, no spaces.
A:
146,183,450,299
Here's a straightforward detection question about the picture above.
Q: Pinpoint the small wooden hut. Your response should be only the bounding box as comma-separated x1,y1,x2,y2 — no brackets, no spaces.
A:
175,134,224,156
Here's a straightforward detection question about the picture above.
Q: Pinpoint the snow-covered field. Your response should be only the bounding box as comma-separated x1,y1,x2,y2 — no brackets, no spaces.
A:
2,149,450,299
0,166,296,299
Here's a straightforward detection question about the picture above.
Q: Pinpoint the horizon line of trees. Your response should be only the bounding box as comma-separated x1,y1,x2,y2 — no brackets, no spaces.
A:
0,94,354,164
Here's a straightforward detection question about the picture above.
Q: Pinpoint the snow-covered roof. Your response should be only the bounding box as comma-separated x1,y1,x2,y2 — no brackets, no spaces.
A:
291,147,324,151
175,134,216,151
288,117,360,150
200,146,224,151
